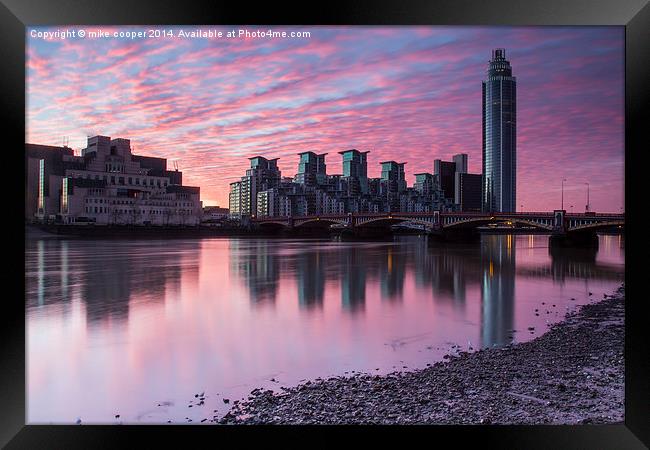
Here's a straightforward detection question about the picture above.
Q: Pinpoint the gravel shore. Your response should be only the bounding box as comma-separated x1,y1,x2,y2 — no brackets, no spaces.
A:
219,284,625,425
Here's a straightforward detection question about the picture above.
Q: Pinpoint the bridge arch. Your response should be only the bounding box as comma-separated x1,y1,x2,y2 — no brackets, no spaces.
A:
355,217,405,228
257,220,290,228
294,218,347,228
355,216,436,228
442,216,553,231
510,218,554,231
567,221,624,233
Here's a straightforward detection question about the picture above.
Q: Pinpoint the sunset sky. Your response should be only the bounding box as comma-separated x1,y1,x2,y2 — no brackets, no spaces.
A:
26,26,624,211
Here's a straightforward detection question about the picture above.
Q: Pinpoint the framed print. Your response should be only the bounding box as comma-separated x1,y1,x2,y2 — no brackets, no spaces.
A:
2,0,648,447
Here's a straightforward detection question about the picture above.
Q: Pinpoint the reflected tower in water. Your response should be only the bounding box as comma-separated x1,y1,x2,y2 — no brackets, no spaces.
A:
379,246,406,302
230,240,282,305
480,235,516,348
425,244,482,309
296,250,326,309
340,247,366,312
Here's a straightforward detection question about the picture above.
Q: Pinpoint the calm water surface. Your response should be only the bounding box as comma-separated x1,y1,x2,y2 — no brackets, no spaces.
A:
25,234,624,423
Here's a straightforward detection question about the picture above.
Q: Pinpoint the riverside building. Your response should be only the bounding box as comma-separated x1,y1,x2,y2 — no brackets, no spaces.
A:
433,153,482,212
482,48,517,213
26,135,202,225
232,150,456,219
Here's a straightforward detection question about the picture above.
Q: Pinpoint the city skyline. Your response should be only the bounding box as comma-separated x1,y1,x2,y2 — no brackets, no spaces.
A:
27,26,624,211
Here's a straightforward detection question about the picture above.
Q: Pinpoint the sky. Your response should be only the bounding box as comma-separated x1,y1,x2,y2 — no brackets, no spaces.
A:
26,26,624,211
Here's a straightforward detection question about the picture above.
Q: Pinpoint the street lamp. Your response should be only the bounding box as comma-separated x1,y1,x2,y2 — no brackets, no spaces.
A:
584,182,590,212
561,178,567,210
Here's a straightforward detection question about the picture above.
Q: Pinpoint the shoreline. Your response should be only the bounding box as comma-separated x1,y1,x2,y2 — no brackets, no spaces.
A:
218,284,625,425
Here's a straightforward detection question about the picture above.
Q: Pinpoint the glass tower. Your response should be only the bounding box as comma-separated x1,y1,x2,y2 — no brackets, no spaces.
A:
482,48,516,213
338,149,369,195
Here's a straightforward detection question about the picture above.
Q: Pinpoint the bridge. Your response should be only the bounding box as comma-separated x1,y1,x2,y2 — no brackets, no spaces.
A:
253,210,624,246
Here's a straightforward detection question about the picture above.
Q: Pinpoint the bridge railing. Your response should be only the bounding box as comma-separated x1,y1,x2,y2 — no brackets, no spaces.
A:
253,211,624,221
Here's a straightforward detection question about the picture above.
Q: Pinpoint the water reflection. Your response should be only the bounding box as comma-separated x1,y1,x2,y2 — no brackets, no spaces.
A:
426,244,482,310
481,235,516,348
28,235,623,334
26,234,624,423
341,248,367,312
379,247,406,302
296,250,325,309
515,244,621,283
26,240,199,326
226,234,623,348
28,239,73,309
229,240,283,305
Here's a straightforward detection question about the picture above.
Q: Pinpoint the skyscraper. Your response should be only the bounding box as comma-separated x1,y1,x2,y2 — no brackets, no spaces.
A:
482,48,516,213
239,156,281,216
380,161,406,212
295,151,327,186
338,149,369,196
433,159,456,200
452,153,468,174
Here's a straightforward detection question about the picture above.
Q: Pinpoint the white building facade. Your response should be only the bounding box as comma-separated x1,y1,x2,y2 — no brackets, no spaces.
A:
29,135,202,225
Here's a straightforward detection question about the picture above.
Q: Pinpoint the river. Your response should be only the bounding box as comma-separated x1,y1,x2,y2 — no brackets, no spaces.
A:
25,233,624,424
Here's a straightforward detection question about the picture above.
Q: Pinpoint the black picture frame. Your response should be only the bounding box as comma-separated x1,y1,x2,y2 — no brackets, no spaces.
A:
2,0,647,447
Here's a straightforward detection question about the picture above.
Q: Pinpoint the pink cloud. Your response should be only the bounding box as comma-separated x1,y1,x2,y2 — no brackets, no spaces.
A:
26,26,624,211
